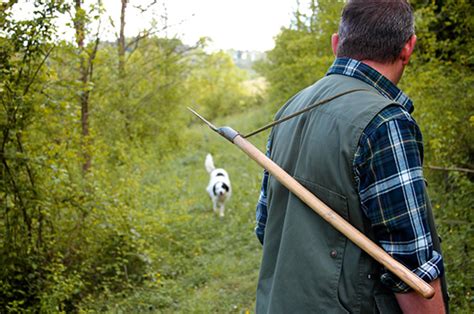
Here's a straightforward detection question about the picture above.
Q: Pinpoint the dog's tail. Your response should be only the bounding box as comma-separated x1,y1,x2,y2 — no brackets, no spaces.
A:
205,153,215,173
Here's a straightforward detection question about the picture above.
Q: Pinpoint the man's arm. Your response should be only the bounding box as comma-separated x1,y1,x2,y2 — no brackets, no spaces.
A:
395,278,445,314
354,108,445,308
255,138,272,245
255,168,268,245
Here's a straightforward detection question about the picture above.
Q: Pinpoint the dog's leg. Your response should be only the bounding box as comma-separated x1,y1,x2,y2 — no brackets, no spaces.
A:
219,204,225,218
212,199,218,213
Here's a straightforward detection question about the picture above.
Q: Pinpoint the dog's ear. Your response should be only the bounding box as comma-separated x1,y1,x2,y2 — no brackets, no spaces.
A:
213,184,217,196
222,183,229,192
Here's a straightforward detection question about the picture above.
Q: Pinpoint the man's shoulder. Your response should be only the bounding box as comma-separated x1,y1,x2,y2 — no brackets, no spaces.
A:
363,104,417,139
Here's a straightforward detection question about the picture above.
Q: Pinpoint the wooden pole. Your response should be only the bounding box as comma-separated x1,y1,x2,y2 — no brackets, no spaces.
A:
232,134,435,299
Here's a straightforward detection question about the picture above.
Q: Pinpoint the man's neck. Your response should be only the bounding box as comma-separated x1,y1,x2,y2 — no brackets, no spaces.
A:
360,59,404,85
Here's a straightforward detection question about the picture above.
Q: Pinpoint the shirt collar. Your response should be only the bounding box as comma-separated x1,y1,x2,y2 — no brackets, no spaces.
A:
326,57,414,113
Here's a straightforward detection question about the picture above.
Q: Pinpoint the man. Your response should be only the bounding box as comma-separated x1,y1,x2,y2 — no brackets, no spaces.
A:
255,0,449,313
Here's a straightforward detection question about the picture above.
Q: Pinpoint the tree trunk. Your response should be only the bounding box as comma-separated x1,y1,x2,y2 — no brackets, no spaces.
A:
118,0,127,78
74,0,94,173
118,0,132,138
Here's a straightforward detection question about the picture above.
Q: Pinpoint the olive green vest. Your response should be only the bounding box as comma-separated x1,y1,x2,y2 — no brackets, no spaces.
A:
256,74,447,313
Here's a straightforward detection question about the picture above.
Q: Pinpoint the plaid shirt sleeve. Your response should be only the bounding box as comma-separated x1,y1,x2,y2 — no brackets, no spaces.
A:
255,139,271,245
354,107,444,292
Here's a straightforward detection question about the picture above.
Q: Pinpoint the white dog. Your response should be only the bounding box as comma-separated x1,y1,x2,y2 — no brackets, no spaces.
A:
205,153,231,217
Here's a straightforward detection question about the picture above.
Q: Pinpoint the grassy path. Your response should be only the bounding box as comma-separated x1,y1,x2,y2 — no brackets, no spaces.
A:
93,106,274,313
166,107,273,312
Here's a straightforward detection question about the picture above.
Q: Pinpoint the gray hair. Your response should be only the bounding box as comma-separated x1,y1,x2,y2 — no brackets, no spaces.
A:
336,0,415,63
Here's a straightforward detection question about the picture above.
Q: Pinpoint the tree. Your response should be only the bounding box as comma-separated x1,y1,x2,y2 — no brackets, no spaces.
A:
254,0,344,106
72,0,102,173
0,1,68,310
186,50,252,121
113,0,169,140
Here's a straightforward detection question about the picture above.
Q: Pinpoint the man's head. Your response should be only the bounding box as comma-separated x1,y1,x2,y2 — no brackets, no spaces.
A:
333,0,415,63
331,0,416,84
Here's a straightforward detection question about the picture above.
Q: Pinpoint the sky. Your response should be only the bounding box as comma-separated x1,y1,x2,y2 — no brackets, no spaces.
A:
11,0,302,52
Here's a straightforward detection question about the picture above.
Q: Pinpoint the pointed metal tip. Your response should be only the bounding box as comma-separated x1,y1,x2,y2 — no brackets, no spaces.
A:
187,107,218,131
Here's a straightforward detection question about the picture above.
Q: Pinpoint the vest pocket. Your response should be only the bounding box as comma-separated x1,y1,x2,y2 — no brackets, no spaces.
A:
294,175,349,220
294,176,353,313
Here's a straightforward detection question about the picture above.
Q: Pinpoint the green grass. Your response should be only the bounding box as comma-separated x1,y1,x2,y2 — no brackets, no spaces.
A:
81,106,273,313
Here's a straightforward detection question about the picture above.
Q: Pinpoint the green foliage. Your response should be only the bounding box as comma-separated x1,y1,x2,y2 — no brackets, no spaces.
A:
186,50,261,121
411,0,474,67
254,28,333,106
254,1,344,107
0,1,71,311
92,37,191,160
402,61,473,171
1,1,264,312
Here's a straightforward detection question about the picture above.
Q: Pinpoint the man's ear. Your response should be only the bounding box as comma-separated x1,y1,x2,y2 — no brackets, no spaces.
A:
331,33,339,56
400,35,417,65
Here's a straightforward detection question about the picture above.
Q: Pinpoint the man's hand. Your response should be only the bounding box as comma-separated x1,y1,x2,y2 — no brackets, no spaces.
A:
395,278,445,314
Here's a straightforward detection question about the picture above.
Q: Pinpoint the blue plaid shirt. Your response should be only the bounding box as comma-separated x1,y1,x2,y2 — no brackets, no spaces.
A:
255,57,444,292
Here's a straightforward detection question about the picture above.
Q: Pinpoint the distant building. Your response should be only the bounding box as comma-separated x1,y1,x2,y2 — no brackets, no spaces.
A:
226,49,266,73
